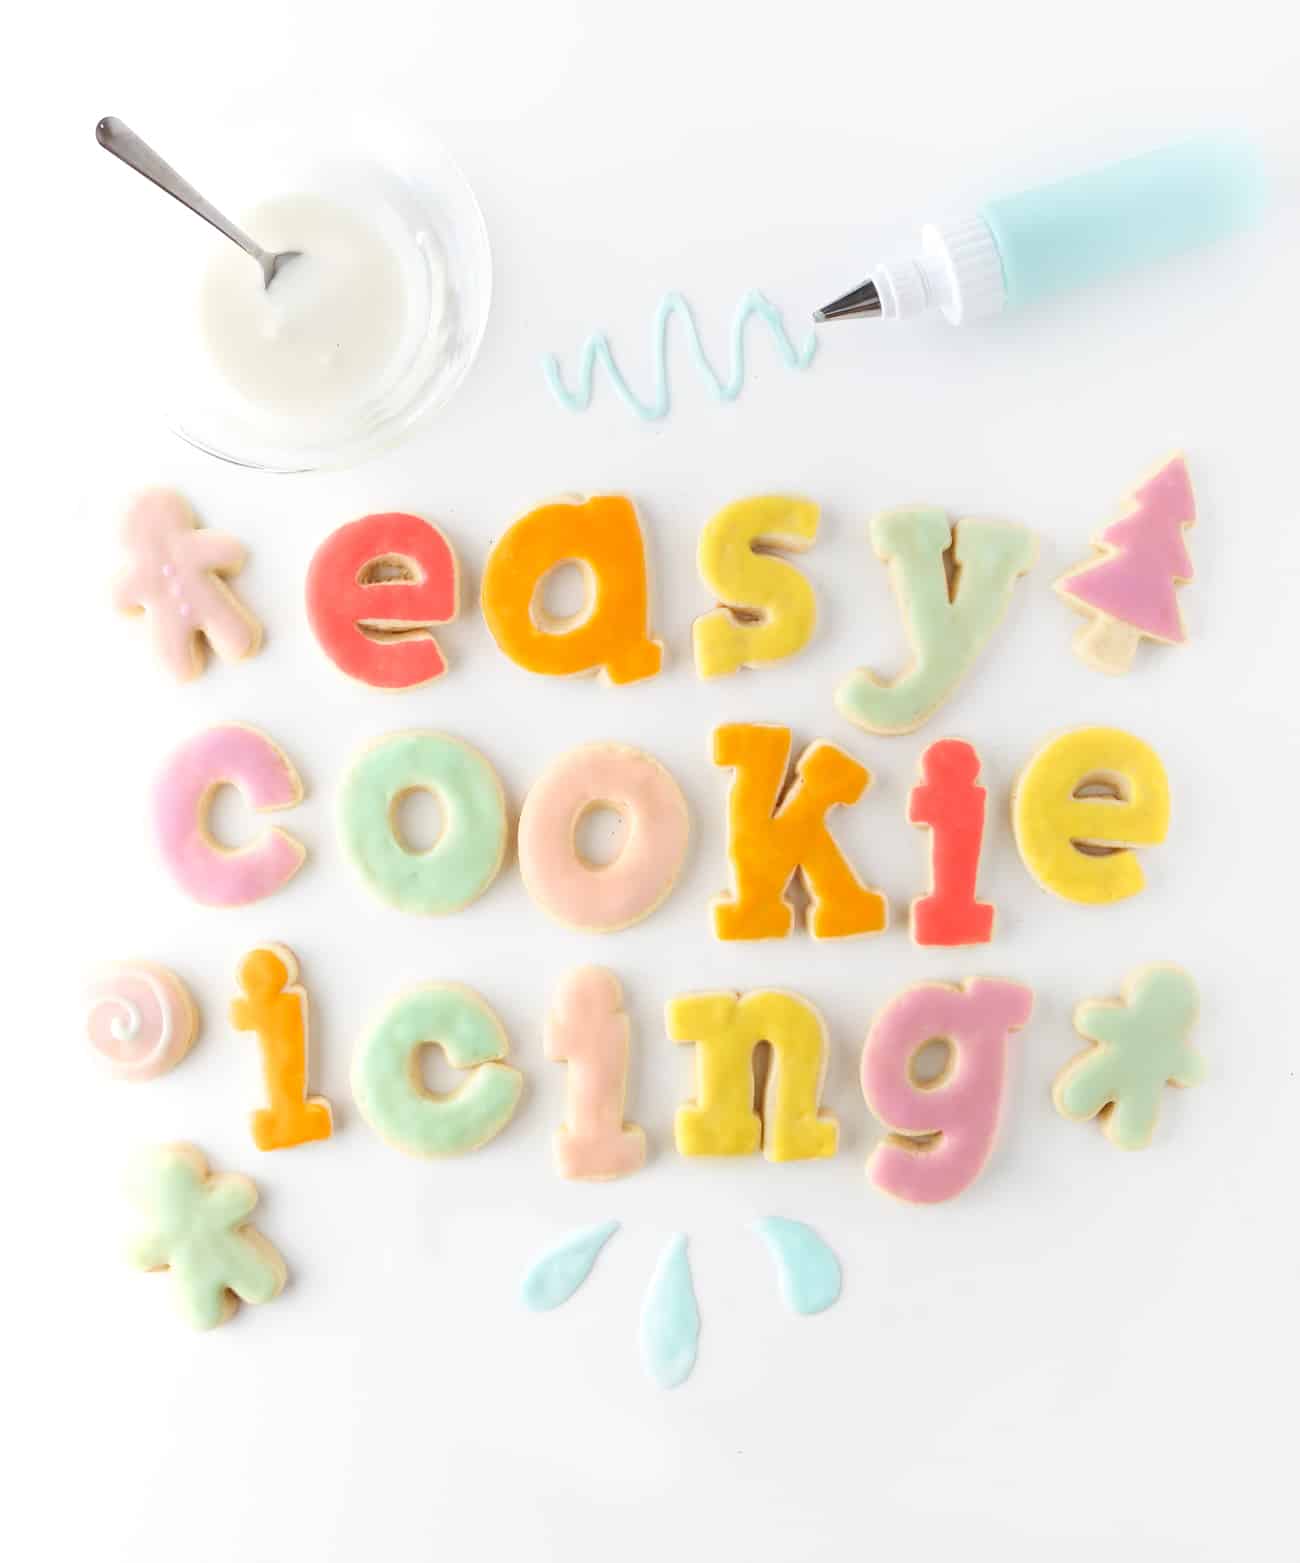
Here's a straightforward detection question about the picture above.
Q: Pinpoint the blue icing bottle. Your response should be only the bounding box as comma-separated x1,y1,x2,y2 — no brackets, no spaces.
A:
816,135,1269,325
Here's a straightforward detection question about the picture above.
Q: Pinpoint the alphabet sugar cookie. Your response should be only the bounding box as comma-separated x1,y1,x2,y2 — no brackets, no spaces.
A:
352,983,523,1157
713,722,887,940
1013,727,1170,905
908,739,995,946
693,495,819,677
1055,964,1204,1149
305,511,459,689
86,962,199,1081
518,742,689,932
669,988,837,1161
836,507,1036,735
1056,455,1195,675
338,731,507,916
126,1144,286,1330
113,488,262,682
480,494,662,685
545,967,645,1179
231,945,333,1151
153,724,306,907
861,978,1034,1203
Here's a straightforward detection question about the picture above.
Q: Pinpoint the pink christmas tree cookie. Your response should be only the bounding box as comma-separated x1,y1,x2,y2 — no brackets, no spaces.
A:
1055,454,1195,675
113,488,263,682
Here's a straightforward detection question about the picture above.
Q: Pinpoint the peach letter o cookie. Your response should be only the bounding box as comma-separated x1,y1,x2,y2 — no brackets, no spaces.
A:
518,742,689,932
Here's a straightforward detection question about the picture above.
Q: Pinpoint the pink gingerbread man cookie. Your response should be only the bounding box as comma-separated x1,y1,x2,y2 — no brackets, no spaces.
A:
113,489,263,682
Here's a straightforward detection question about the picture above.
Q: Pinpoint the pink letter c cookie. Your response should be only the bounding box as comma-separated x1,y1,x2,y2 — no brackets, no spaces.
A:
153,724,306,907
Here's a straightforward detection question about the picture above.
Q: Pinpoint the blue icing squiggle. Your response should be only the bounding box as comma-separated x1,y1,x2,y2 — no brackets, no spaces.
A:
543,290,817,421
753,1217,841,1315
639,1233,700,1389
519,1220,620,1312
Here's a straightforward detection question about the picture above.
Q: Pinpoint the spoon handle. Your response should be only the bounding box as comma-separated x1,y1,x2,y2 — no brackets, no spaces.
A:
96,117,270,266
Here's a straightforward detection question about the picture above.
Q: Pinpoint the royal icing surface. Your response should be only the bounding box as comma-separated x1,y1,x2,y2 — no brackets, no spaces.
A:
113,489,262,682
86,962,198,1082
1056,455,1196,674
908,739,995,946
126,1144,286,1330
153,724,306,907
520,1220,621,1311
351,983,523,1157
640,1233,700,1389
713,723,887,940
670,989,838,1161
518,743,689,931
1013,727,1170,904
480,495,662,684
230,945,333,1151
693,495,819,678
861,978,1034,1203
545,967,646,1180
305,511,459,689
1055,964,1204,1149
338,731,506,916
836,508,1037,735
753,1218,842,1315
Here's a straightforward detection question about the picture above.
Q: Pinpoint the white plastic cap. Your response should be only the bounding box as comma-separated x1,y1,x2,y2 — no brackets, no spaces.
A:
871,214,1007,323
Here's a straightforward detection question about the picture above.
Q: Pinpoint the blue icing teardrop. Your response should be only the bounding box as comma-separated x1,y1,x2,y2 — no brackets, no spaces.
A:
519,1220,621,1312
753,1217,842,1315
639,1233,700,1389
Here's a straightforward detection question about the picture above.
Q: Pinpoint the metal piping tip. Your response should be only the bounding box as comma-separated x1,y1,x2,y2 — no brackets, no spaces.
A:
814,278,883,322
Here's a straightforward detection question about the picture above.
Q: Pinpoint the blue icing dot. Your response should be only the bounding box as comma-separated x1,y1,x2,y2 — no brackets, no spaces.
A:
519,1220,620,1312
639,1233,700,1389
754,1217,842,1315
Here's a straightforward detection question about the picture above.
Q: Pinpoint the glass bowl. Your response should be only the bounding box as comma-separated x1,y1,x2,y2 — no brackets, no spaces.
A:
143,113,491,472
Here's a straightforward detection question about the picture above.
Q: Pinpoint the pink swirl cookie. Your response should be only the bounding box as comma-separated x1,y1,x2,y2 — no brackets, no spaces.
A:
86,962,199,1081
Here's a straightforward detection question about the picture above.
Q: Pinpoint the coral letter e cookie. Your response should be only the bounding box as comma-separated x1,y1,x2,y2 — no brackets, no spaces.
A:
1056,455,1195,675
713,723,887,940
231,945,333,1151
1013,727,1170,904
126,1145,286,1330
861,979,1033,1203
693,495,819,677
1055,964,1204,1149
305,512,459,689
114,488,262,682
480,495,662,684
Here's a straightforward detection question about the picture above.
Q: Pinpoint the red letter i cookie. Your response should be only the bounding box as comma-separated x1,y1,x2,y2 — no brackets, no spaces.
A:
908,739,995,946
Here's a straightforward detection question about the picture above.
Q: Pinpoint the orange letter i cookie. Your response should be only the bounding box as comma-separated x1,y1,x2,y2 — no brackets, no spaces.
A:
231,945,333,1150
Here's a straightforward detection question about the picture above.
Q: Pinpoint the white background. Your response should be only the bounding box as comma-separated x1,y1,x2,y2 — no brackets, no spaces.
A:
9,2,1300,1559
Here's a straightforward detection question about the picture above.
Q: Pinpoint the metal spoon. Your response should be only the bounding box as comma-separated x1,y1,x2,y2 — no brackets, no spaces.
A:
96,116,301,289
